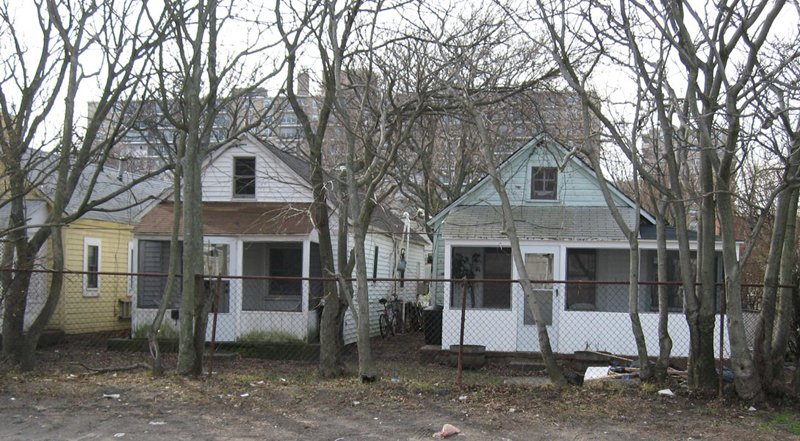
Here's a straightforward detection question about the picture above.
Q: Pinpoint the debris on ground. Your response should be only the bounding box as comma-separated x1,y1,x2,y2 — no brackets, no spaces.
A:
658,389,675,397
581,351,688,382
102,393,121,400
434,423,460,438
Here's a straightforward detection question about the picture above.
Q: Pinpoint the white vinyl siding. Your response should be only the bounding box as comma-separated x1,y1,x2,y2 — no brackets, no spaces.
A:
201,142,312,203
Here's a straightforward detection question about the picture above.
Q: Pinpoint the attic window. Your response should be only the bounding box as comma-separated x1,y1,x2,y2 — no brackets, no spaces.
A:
531,167,557,200
233,157,256,197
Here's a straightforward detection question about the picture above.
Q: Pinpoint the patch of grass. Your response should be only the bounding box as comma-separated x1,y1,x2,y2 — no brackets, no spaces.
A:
132,323,179,340
768,411,800,435
639,382,660,394
236,330,306,344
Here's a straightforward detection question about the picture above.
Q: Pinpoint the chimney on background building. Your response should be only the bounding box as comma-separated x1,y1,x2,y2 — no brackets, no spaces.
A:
298,70,310,96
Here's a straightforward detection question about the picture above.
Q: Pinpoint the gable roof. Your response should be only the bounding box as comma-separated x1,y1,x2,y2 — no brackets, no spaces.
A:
30,152,170,225
236,134,426,245
428,132,656,227
441,205,638,241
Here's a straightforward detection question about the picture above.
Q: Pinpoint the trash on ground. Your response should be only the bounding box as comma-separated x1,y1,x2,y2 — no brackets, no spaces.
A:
103,393,121,400
113,433,125,438
458,395,467,401
748,406,757,412
240,393,249,398
658,389,675,397
434,423,461,438
584,366,611,381
149,421,166,426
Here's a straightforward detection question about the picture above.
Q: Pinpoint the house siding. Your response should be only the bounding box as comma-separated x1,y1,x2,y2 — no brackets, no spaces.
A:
459,144,628,208
201,142,311,203
342,231,427,345
61,218,133,334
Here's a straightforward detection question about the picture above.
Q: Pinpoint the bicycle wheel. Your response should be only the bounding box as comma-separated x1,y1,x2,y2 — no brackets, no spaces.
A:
379,313,390,338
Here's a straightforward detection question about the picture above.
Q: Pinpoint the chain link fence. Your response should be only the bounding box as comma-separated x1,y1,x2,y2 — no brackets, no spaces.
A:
0,269,782,368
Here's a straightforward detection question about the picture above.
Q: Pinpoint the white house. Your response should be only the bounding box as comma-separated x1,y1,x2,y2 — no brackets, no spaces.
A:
428,133,728,357
131,133,426,343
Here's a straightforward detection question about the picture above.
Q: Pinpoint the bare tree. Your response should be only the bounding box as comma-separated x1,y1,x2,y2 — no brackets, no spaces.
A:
143,0,280,376
0,0,168,370
414,4,567,385
528,0,798,398
275,0,366,378
750,37,800,390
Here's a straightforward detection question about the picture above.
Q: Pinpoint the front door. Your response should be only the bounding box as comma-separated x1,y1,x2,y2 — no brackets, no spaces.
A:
202,239,238,342
515,246,559,352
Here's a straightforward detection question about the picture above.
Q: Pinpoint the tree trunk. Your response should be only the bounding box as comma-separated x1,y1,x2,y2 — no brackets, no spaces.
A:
469,109,564,386
177,123,205,376
352,225,375,382
653,199,672,381
148,162,183,376
694,151,720,392
20,226,65,371
717,187,762,400
768,187,799,385
2,265,33,361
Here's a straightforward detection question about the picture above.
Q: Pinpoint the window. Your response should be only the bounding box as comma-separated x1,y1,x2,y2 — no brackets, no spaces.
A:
84,238,101,296
242,242,303,312
451,247,512,309
566,249,597,311
523,253,554,325
233,157,256,197
649,250,686,312
530,167,558,200
137,240,182,309
372,246,379,281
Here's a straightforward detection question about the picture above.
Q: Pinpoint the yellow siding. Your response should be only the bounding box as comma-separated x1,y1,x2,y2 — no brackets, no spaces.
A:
60,218,134,334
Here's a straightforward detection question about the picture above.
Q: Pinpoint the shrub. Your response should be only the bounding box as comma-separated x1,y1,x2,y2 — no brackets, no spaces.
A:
132,323,179,340
236,330,305,344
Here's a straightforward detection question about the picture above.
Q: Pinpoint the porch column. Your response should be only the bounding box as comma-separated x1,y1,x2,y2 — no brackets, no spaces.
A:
301,239,310,313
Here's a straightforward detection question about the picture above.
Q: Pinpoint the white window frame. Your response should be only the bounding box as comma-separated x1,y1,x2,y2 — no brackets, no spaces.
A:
530,166,558,201
232,156,257,198
83,237,102,297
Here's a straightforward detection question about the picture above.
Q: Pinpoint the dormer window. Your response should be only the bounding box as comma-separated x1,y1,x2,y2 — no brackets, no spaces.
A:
531,166,557,200
233,157,256,197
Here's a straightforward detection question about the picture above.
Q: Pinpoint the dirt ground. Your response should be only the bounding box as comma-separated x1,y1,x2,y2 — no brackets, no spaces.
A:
1,333,799,441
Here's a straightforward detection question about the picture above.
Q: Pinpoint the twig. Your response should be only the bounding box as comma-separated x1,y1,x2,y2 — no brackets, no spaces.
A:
75,362,151,374
584,350,634,363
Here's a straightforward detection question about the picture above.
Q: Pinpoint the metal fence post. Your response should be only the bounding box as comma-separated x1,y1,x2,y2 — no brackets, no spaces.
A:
457,277,467,387
208,275,222,378
718,282,726,397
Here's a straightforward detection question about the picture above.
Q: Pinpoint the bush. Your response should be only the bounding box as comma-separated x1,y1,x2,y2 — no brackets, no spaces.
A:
236,330,306,344
132,323,179,340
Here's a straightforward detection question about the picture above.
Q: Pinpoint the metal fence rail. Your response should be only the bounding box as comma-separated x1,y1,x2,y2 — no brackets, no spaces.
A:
0,269,785,367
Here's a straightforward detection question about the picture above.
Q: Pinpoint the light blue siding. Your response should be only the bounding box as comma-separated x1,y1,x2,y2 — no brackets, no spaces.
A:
457,141,628,208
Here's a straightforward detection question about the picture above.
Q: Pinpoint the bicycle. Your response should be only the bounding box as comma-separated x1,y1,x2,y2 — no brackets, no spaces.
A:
379,296,400,338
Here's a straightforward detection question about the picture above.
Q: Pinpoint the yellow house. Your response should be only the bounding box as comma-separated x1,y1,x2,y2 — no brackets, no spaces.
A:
1,160,169,336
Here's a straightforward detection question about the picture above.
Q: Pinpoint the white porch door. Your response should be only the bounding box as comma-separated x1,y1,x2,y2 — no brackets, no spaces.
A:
515,246,559,353
203,239,239,342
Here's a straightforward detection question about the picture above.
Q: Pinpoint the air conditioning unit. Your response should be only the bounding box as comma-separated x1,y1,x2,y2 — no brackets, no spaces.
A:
117,298,132,320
